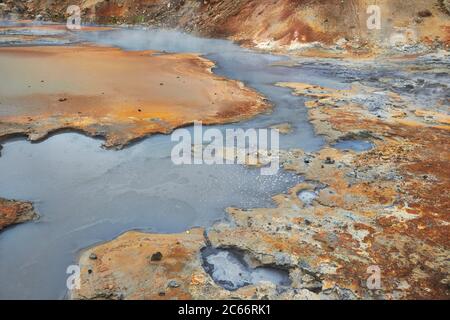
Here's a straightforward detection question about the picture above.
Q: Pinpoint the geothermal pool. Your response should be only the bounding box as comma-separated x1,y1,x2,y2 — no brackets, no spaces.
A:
0,26,330,299
1,24,447,299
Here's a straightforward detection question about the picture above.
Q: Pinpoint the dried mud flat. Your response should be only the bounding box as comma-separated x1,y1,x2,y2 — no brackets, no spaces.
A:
0,45,269,149
71,56,450,300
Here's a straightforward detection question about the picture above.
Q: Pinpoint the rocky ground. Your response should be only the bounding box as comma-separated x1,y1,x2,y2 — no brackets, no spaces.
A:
70,52,449,300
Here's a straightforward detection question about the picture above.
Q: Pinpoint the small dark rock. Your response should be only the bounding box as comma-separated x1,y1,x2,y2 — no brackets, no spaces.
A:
89,253,97,260
150,251,163,261
58,98,67,102
324,157,335,165
167,280,180,288
417,10,432,18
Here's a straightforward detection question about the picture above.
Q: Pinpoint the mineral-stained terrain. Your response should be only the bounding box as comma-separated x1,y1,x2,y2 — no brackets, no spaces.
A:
0,1,449,301
2,0,449,54
0,43,268,149
71,54,450,299
0,198,38,231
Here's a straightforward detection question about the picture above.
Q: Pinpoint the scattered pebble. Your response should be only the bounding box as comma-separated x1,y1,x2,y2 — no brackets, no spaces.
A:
417,10,432,18
167,280,180,288
150,252,163,261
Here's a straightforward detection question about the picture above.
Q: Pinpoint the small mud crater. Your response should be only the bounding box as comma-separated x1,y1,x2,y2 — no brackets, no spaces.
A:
297,190,317,205
202,247,291,291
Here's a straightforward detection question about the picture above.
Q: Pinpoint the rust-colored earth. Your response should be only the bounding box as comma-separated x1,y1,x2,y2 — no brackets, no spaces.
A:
0,45,269,148
0,198,37,231
5,0,449,55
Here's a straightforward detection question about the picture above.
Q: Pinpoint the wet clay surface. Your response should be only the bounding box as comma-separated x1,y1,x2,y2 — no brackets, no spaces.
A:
0,45,269,148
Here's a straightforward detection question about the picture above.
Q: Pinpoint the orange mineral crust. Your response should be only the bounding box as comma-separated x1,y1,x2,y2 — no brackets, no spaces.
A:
0,198,37,232
0,45,269,148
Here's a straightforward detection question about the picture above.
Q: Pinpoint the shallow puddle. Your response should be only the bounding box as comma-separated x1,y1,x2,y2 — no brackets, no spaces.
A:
297,190,317,205
332,140,374,152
